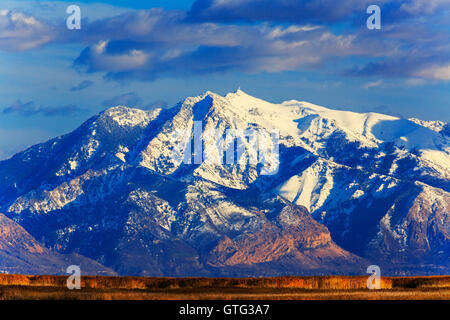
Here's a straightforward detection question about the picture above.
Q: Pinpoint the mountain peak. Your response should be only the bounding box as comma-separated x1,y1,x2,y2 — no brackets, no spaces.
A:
186,89,258,114
234,87,246,95
100,105,160,128
224,87,252,98
0,90,448,276
198,88,253,101
202,88,250,99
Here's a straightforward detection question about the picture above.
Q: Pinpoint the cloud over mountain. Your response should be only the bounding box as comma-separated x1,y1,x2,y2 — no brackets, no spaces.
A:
102,92,143,108
71,9,390,82
3,100,82,117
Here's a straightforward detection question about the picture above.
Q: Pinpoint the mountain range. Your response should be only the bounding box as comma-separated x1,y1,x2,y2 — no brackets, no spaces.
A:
0,89,448,276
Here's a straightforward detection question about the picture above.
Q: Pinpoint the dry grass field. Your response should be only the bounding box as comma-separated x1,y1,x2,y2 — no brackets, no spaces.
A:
0,274,449,300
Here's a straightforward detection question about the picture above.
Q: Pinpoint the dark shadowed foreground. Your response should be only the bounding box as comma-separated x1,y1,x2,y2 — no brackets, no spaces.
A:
0,275,449,300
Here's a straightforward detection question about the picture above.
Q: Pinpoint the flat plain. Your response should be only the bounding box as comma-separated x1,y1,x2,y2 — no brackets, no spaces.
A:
0,275,449,300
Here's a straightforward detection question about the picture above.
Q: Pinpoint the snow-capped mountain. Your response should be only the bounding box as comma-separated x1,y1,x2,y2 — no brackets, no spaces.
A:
0,89,448,276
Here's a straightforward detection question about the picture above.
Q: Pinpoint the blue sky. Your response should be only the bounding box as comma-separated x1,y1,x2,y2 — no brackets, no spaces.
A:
0,0,449,159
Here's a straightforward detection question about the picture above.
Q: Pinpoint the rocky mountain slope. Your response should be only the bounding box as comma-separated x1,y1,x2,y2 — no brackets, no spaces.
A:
0,213,115,275
0,89,448,276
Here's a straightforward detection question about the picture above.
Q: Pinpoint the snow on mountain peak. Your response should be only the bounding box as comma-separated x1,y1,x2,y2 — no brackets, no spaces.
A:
170,91,450,185
0,90,448,277
282,99,449,151
168,90,449,160
101,106,161,127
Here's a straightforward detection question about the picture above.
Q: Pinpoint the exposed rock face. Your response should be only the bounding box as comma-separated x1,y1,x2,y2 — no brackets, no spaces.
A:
0,213,45,254
0,90,448,276
205,200,364,275
0,213,116,275
366,185,450,274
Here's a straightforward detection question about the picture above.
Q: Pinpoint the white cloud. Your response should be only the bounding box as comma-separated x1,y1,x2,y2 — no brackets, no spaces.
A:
72,9,374,80
85,41,149,72
416,64,450,80
405,78,427,86
363,80,383,89
400,0,450,15
1,5,449,83
0,9,54,51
